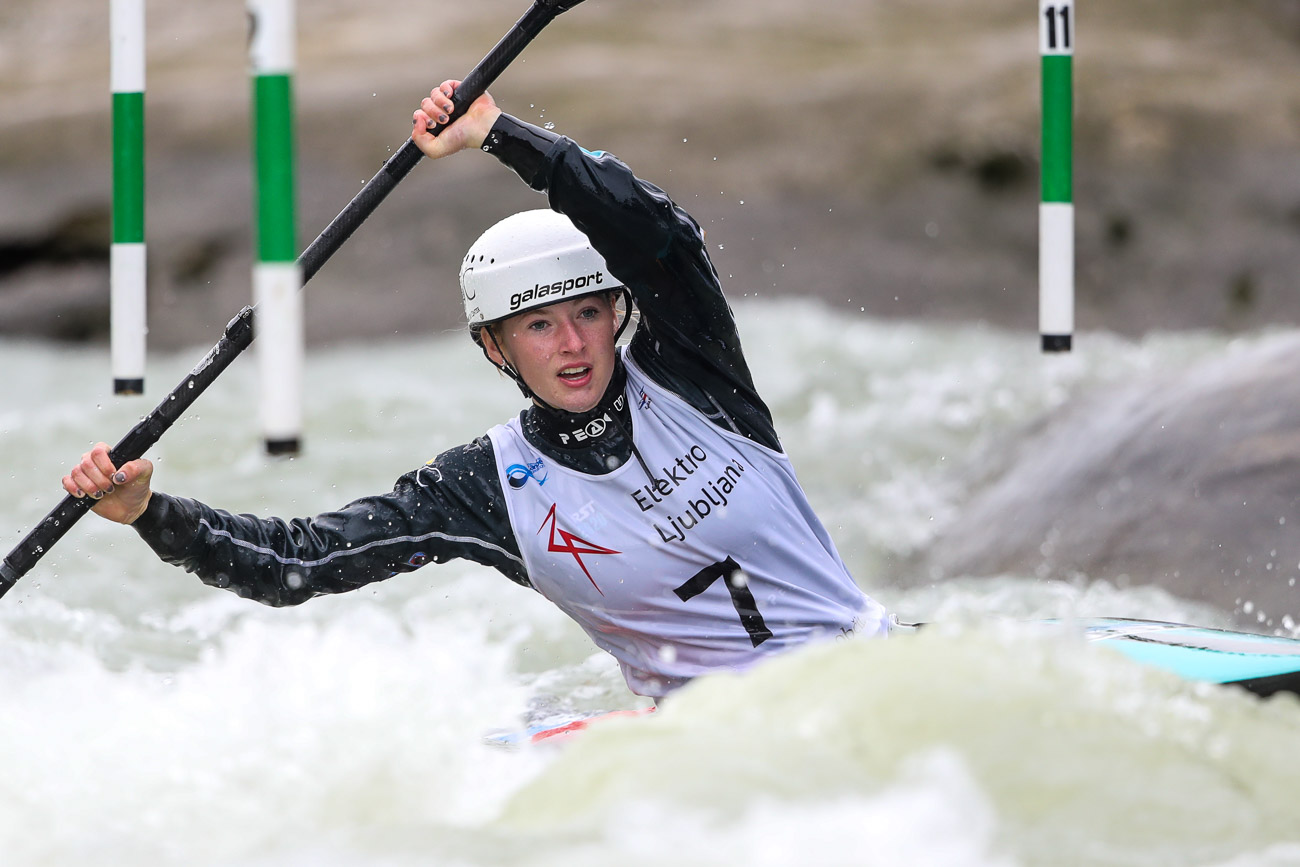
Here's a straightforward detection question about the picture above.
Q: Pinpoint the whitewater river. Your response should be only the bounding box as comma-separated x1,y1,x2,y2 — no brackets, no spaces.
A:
2,299,1298,866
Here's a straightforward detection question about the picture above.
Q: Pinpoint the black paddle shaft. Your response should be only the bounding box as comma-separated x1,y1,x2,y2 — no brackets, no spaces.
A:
301,0,586,281
0,0,586,599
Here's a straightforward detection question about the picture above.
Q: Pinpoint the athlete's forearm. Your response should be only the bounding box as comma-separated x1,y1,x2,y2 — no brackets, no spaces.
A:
131,491,429,605
483,116,727,325
131,442,528,605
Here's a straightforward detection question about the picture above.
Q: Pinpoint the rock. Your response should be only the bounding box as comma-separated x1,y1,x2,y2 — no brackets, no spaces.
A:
913,334,1300,630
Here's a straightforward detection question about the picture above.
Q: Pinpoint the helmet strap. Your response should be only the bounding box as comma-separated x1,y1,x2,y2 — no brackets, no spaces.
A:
613,287,636,344
478,324,539,401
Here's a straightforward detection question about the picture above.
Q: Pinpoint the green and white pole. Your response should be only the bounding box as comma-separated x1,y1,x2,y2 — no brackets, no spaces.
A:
111,0,146,394
1039,0,1074,352
249,0,302,455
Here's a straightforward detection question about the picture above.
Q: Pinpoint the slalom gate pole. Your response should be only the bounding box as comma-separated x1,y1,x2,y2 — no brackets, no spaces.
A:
249,0,304,456
0,0,589,600
1039,0,1074,353
111,0,147,394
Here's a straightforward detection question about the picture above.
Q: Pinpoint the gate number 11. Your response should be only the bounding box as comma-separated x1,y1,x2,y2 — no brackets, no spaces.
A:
1043,2,1073,52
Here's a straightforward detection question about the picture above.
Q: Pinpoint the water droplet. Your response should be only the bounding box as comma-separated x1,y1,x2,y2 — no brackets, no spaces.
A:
544,122,555,130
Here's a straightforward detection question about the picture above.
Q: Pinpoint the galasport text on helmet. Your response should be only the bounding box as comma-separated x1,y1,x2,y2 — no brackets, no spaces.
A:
459,209,625,328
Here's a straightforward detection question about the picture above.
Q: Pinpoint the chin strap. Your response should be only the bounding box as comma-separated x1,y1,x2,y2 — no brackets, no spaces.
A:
477,323,540,402
612,286,635,343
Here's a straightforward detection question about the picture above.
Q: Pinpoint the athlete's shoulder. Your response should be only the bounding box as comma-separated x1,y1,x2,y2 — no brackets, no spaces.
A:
430,433,496,465
406,435,499,492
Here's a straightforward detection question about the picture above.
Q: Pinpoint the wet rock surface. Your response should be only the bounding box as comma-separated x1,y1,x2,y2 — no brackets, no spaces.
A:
908,334,1300,629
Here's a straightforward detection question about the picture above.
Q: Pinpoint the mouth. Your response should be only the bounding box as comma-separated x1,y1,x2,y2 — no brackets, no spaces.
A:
557,365,593,387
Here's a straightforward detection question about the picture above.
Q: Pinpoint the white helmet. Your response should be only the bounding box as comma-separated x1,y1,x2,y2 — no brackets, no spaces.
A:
460,209,621,329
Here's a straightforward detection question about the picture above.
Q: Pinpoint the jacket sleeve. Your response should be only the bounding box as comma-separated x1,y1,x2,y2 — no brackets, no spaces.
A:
129,436,528,606
482,114,782,451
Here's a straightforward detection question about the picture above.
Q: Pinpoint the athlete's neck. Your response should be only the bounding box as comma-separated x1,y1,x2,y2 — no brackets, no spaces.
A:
522,359,632,465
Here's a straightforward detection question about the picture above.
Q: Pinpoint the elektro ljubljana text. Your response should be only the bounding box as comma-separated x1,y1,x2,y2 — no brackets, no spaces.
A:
629,445,747,544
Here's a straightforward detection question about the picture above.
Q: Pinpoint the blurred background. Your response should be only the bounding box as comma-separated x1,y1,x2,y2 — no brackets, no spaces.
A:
3,0,1299,346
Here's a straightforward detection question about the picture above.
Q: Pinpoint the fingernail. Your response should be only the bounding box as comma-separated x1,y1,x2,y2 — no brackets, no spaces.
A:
90,491,104,500
438,114,449,124
72,489,85,499
113,471,127,484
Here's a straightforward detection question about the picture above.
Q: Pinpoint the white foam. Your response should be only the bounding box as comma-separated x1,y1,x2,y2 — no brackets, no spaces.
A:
2,307,1296,865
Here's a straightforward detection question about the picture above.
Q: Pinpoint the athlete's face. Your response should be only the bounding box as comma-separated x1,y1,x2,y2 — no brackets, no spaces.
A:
484,293,619,413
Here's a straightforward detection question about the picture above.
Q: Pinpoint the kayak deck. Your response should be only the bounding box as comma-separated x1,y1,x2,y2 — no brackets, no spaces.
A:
1075,617,1300,697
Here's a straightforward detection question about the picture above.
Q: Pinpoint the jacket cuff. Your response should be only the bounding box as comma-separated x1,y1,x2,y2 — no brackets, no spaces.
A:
481,113,562,190
130,491,192,553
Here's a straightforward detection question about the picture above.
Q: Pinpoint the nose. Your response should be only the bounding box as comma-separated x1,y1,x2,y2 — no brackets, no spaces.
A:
555,317,585,352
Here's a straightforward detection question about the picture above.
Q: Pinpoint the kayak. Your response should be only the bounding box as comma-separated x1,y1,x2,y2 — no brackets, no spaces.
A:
486,617,1300,746
486,707,655,747
891,616,1300,697
1072,617,1300,697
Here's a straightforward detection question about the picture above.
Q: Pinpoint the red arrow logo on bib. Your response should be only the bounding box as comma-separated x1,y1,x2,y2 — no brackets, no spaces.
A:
537,503,620,595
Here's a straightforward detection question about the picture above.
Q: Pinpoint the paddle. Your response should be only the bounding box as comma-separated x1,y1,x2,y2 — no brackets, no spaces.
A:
0,0,587,599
